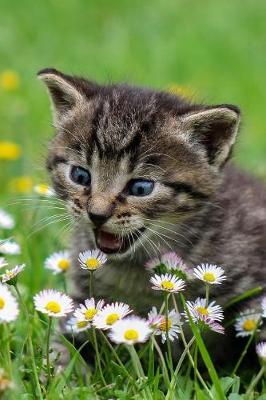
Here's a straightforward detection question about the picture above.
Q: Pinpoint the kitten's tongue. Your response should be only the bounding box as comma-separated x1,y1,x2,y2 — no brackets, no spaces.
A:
97,230,122,253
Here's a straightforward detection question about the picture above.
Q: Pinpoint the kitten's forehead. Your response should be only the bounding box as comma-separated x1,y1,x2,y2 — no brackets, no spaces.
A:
91,151,130,192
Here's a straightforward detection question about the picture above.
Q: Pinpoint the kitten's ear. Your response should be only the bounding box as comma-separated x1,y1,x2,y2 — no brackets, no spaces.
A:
181,105,240,167
37,68,84,119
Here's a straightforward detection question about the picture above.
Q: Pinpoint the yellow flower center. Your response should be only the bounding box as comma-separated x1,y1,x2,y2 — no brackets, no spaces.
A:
106,313,120,325
0,297,5,309
45,301,61,314
36,184,50,195
58,259,70,271
77,320,89,329
159,318,172,332
243,319,256,332
0,142,21,161
84,308,97,320
196,306,209,316
203,272,216,283
85,258,100,270
124,329,139,341
10,176,33,193
160,280,174,290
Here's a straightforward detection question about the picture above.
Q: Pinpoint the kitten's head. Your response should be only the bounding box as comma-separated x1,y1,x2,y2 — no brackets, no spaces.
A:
38,68,240,257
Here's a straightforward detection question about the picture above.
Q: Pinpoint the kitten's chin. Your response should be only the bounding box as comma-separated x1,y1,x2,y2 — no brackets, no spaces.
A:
94,228,146,256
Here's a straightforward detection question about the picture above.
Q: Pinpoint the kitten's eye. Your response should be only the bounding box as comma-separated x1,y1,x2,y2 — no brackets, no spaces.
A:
128,179,154,196
70,166,91,186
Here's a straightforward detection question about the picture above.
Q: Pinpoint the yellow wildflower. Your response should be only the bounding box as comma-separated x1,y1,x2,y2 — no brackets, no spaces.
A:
167,84,195,99
0,142,21,160
0,70,20,91
9,176,33,193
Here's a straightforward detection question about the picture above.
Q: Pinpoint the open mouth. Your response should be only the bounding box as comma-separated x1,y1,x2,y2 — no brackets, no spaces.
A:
94,228,146,254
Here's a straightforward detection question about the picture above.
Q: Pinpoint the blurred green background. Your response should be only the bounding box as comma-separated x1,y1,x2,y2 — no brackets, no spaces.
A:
1,0,266,182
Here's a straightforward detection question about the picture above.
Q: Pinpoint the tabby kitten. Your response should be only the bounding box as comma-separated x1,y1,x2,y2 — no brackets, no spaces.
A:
38,68,265,337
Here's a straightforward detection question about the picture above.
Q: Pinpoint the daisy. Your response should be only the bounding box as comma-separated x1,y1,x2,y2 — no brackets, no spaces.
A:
0,257,8,269
0,240,20,255
235,309,261,337
256,342,266,362
66,316,91,333
93,302,132,330
145,256,161,271
74,298,104,322
1,264,25,285
148,307,181,343
45,251,71,274
0,209,15,230
34,289,74,318
193,264,226,285
0,283,19,322
109,316,152,345
78,249,107,271
161,252,185,271
33,184,55,197
185,298,224,322
261,297,266,318
150,273,186,293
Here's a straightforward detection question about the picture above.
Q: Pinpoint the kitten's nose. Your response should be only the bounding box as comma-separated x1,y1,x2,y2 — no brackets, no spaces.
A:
89,212,109,227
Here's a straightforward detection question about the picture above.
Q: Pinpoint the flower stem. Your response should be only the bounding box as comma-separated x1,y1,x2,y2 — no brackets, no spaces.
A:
89,272,93,297
14,285,43,399
3,323,12,379
164,293,173,374
46,317,52,387
152,336,170,386
205,284,209,306
92,328,107,386
172,294,213,398
246,365,265,396
165,336,195,400
231,320,261,376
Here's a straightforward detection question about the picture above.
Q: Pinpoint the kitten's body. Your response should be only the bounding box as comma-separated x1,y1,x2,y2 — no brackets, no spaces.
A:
38,68,265,349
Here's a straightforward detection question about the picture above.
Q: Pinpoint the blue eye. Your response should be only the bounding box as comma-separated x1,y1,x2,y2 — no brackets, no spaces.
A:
70,166,91,186
128,179,154,196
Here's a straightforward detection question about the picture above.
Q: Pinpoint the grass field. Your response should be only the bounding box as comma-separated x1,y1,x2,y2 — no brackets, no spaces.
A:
0,0,266,398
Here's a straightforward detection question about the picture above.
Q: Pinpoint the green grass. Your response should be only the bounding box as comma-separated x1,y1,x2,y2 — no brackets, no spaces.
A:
1,0,266,398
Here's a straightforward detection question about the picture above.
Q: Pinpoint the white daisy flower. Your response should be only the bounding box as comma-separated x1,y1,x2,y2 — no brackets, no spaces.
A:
0,209,15,230
261,297,266,318
1,264,25,284
185,298,224,322
150,273,186,293
34,289,74,318
45,251,71,274
33,184,55,197
93,302,132,330
0,240,20,255
256,342,266,362
74,297,105,322
161,252,185,271
0,257,8,269
109,316,152,345
148,307,181,343
0,283,19,322
78,249,107,271
66,316,91,333
193,264,226,285
145,257,161,271
206,321,225,335
235,309,261,337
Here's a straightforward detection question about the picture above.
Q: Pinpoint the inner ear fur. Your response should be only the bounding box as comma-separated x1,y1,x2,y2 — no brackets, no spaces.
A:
181,105,241,167
37,68,86,118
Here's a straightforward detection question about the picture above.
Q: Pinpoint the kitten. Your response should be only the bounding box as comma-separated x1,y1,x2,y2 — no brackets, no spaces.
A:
38,68,266,346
